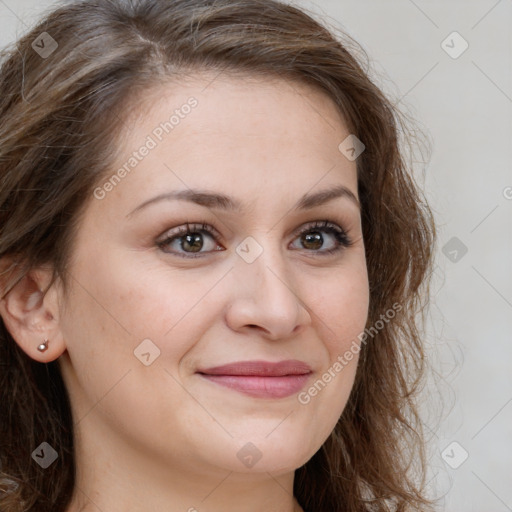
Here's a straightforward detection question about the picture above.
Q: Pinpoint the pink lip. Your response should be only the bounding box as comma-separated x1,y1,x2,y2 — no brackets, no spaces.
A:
196,360,313,399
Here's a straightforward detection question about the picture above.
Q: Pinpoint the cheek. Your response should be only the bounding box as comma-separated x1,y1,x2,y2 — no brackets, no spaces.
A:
296,260,368,418
58,252,220,403
58,254,221,442
73,248,226,349
308,261,370,354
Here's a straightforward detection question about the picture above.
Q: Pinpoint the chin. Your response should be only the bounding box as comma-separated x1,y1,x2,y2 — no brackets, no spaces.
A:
232,436,316,475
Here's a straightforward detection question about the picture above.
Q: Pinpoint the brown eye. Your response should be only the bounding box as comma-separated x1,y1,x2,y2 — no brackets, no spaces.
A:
181,233,205,253
157,222,224,258
301,231,324,250
290,220,352,255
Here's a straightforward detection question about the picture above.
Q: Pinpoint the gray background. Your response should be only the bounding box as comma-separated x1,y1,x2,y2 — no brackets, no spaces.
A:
1,0,511,510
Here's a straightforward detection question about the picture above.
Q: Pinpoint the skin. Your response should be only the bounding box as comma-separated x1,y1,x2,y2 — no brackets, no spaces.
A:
0,73,369,512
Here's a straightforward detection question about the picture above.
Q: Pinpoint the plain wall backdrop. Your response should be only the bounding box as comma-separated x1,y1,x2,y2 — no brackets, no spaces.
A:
1,1,511,511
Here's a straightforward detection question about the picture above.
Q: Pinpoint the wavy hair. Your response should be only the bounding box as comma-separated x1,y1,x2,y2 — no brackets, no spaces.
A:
0,0,436,510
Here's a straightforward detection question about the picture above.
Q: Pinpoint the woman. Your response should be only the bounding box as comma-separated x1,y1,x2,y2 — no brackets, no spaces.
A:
0,0,436,511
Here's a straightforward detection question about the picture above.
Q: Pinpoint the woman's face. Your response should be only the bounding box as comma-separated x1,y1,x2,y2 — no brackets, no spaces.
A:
57,73,369,479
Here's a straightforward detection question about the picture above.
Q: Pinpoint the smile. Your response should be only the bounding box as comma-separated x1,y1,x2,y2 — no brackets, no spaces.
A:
196,359,313,398
198,374,312,398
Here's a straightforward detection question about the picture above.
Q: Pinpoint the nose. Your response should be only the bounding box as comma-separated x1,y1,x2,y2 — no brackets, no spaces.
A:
224,244,312,340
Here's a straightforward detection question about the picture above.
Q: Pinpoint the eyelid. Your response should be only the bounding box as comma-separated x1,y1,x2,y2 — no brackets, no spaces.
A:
291,219,346,237
156,221,223,245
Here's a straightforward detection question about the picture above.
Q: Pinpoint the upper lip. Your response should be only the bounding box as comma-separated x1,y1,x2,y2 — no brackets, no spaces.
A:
197,359,312,377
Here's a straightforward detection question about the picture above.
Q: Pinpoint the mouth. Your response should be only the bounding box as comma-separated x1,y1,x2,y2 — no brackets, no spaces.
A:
196,359,313,399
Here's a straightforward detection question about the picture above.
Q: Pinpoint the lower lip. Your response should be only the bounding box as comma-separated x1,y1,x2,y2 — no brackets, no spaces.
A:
198,373,311,398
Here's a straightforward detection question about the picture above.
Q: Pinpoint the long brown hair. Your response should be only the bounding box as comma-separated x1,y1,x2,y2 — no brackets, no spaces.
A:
0,1,436,510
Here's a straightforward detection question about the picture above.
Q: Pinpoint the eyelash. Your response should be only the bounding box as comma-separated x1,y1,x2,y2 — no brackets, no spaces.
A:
156,219,354,259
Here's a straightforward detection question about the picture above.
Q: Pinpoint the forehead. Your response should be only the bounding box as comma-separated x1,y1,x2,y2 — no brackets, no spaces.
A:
93,72,358,218
121,70,350,154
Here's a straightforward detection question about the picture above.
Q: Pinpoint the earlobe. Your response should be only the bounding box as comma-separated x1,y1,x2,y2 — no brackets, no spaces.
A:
0,268,66,363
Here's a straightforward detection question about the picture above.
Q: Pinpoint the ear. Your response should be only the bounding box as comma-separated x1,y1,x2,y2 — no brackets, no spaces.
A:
0,263,66,363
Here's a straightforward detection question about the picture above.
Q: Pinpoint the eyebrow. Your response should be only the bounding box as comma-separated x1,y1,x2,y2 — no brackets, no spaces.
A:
126,184,360,218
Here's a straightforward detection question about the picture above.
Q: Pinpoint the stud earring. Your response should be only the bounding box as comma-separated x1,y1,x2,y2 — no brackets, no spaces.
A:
37,339,49,352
